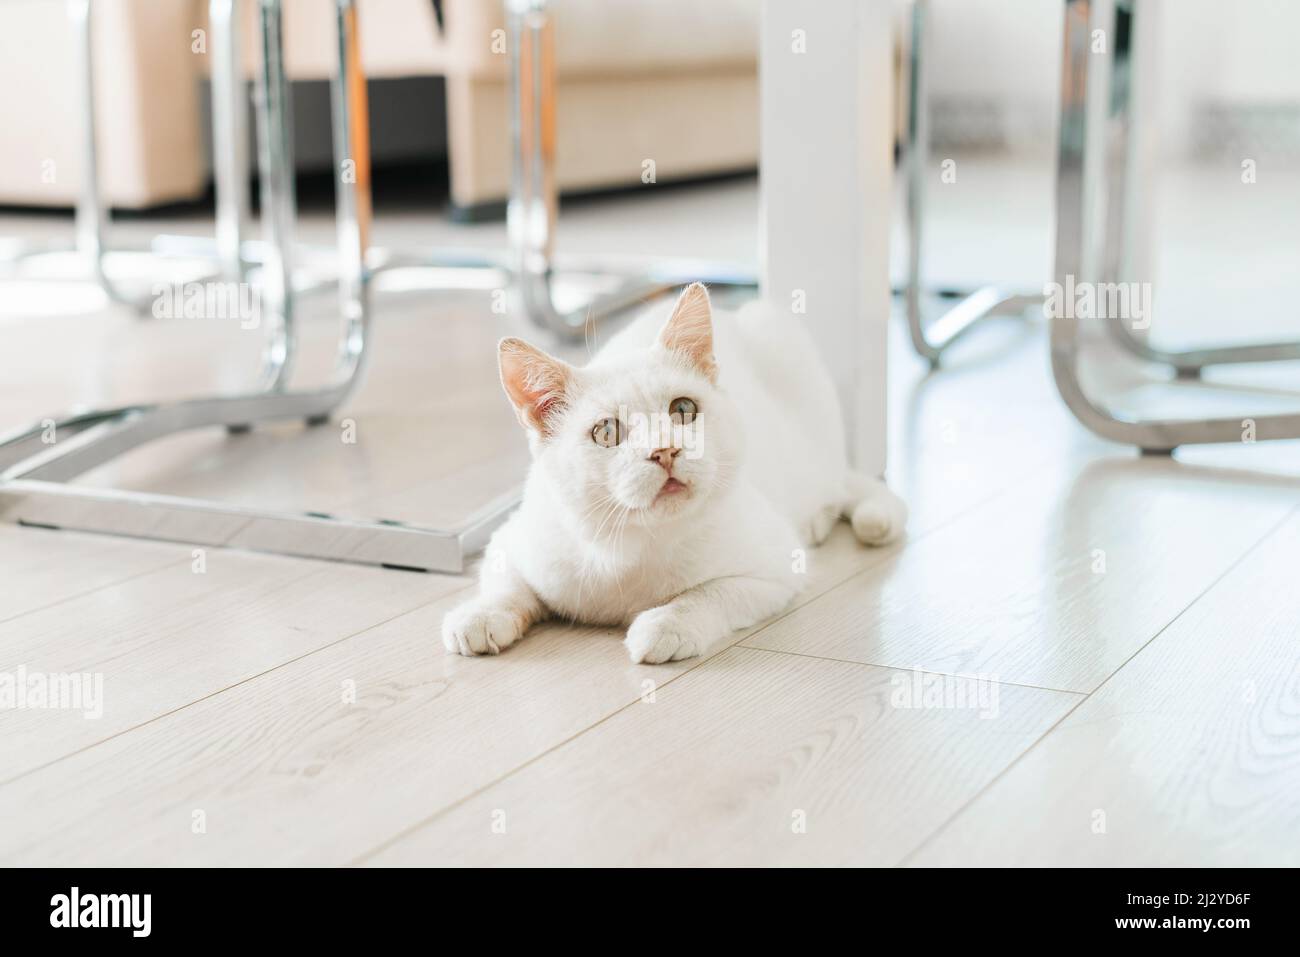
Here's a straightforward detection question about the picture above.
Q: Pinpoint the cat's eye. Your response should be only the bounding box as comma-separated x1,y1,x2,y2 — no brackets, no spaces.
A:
592,417,623,448
669,397,698,424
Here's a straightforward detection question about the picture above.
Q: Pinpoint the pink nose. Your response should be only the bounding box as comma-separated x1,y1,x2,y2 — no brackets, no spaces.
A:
648,447,680,472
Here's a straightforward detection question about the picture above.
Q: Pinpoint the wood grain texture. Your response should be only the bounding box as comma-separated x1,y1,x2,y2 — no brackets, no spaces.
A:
743,457,1300,693
0,524,890,866
4,164,1300,866
884,316,1108,536
365,647,1078,866
0,547,469,781
0,525,186,624
908,508,1300,866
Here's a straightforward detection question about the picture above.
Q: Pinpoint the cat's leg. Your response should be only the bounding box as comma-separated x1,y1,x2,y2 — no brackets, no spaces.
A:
625,575,798,665
841,470,908,547
442,544,545,656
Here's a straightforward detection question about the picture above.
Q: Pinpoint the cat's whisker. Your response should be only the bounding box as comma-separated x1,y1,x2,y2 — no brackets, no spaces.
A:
575,494,621,542
576,497,615,527
589,499,624,544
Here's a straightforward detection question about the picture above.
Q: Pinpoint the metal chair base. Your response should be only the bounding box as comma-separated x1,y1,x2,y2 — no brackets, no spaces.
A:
1,0,750,574
901,0,1041,367
1053,0,1300,454
0,1,247,312
906,285,1042,368
0,406,514,575
505,0,754,340
0,0,518,574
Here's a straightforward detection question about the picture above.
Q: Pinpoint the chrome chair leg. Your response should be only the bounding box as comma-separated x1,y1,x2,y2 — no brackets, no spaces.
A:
0,0,515,573
0,0,245,312
1051,0,1300,453
1,0,142,307
210,0,251,283
151,0,755,335
70,0,113,296
1092,0,1300,378
74,0,218,311
902,0,1041,368
505,0,755,339
252,0,297,392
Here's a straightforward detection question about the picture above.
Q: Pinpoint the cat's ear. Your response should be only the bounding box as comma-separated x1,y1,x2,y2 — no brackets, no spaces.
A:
658,282,717,382
498,337,572,435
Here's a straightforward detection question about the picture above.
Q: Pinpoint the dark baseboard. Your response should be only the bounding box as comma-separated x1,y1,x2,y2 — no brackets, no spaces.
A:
449,199,507,223
450,166,759,223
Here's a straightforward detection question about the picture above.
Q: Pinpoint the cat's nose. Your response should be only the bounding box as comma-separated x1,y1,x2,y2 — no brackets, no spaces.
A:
648,447,680,472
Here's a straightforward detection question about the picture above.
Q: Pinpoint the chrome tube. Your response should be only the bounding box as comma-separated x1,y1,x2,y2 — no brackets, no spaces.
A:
505,0,748,339
0,1,464,570
254,0,295,389
328,0,371,402
1051,0,1300,451
1098,0,1300,375
902,0,1038,367
210,0,250,282
70,0,110,292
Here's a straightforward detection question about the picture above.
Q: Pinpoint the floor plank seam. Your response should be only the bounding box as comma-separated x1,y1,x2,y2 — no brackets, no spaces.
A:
0,550,192,629
5,508,884,817
0,578,480,790
893,500,1300,866
744,448,1086,636
348,633,751,865
349,457,1085,864
895,693,1091,867
728,645,1089,696
78,562,336,674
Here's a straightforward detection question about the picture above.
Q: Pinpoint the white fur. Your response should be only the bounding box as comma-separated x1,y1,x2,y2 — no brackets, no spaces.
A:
442,286,907,664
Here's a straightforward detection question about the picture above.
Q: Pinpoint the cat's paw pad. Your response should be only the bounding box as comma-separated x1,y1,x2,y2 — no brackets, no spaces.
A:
849,493,907,547
625,608,704,664
441,605,523,656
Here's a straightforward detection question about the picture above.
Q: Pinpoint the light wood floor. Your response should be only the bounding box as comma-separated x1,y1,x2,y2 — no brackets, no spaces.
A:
4,162,1300,866
3,296,1298,866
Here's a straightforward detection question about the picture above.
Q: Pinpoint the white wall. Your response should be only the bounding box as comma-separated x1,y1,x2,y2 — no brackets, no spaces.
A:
923,0,1300,157
1153,0,1300,155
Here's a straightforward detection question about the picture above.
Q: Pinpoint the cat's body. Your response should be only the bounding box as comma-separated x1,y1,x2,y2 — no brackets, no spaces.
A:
443,284,906,663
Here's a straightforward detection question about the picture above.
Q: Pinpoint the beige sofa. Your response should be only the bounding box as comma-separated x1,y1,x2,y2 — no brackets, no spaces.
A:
0,0,205,209
0,0,758,212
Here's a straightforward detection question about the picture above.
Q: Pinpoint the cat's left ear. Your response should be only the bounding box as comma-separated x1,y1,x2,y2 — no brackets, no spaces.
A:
657,282,717,382
498,337,572,435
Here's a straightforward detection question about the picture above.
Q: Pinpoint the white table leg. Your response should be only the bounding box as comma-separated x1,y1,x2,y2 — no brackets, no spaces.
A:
759,0,894,476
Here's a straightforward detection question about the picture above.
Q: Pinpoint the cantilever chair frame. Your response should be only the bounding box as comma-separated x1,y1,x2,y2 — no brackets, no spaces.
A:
0,0,248,311
0,0,512,574
901,0,1042,367
503,0,756,338
1051,0,1300,452
195,0,759,342
0,0,755,573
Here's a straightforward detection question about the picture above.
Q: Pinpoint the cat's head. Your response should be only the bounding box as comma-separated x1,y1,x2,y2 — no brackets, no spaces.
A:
498,282,742,535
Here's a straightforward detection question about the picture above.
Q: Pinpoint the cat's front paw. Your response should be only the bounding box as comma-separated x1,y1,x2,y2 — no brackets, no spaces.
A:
624,607,705,664
441,603,525,656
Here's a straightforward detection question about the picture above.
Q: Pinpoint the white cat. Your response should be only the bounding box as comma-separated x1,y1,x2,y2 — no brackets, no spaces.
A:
442,283,907,664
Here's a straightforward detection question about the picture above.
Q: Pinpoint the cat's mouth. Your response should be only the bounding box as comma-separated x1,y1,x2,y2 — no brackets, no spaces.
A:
653,476,689,503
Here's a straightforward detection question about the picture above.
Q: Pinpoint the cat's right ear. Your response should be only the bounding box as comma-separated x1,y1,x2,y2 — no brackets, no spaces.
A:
498,337,572,435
